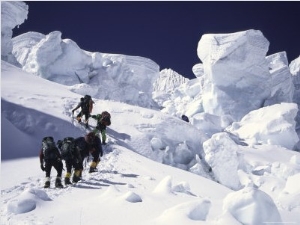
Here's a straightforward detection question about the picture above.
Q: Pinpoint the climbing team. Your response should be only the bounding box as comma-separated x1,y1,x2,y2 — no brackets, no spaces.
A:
39,95,110,188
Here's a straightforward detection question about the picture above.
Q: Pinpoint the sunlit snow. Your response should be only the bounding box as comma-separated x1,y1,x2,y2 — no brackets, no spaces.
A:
1,2,300,225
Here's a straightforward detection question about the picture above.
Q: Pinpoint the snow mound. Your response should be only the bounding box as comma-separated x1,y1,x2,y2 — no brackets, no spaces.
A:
223,187,282,225
7,188,51,214
153,176,173,195
278,173,300,211
226,103,299,149
203,132,242,190
100,186,121,199
152,176,195,196
120,191,142,203
156,199,211,223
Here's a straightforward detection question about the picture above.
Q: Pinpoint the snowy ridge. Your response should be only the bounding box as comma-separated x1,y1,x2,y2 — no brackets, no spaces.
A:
125,55,160,74
1,61,208,174
153,68,189,93
11,31,160,108
1,1,28,65
1,1,28,29
12,32,45,65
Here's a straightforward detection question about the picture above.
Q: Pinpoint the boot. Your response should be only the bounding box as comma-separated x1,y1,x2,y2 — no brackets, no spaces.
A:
89,161,98,173
64,177,72,185
44,177,50,188
89,167,98,173
55,177,64,188
72,175,81,183
72,170,81,183
64,173,72,185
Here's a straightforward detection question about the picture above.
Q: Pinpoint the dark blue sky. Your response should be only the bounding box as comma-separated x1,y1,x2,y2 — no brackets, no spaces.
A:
13,1,300,79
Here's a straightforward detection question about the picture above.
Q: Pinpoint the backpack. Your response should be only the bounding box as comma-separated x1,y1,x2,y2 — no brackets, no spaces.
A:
101,111,111,126
42,136,57,160
181,115,189,123
81,95,92,113
60,137,76,160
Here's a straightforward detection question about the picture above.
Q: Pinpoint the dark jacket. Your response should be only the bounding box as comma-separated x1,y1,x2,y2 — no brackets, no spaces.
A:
73,98,93,114
74,137,91,159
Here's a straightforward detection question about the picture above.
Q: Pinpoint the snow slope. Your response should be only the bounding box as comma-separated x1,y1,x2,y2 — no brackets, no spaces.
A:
2,60,300,225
